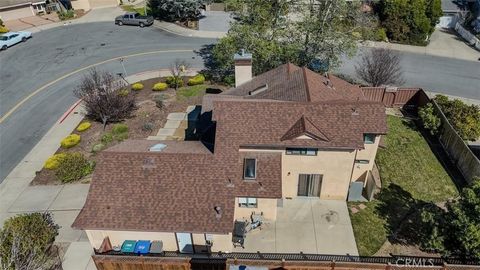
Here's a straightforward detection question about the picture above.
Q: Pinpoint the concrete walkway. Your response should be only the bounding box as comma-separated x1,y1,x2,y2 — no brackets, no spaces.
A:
153,20,226,38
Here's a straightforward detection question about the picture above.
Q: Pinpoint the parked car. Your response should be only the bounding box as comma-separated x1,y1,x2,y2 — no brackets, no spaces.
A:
0,31,32,50
115,12,154,27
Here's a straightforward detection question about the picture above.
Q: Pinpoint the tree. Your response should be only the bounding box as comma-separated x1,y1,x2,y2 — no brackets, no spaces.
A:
445,178,480,259
418,102,441,135
378,0,437,45
148,0,205,22
168,59,190,90
0,213,60,270
206,0,364,81
74,69,137,129
354,48,404,86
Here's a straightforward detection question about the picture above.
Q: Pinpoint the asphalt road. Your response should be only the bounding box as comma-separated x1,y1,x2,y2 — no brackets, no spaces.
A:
0,22,215,182
0,21,479,183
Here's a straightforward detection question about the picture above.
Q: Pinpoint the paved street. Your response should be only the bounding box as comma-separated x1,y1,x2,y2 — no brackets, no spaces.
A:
0,21,215,182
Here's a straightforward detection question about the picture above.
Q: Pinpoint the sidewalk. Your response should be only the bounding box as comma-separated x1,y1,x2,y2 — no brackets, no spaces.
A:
153,20,226,38
363,28,480,62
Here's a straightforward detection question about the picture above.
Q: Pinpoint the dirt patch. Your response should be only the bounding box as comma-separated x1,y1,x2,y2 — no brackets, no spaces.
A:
374,240,441,257
31,77,224,186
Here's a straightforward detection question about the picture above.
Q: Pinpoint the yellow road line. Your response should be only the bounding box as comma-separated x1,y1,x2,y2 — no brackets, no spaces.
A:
0,49,193,124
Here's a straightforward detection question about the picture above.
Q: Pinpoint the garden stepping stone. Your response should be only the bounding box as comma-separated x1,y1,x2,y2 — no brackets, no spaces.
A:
350,207,359,214
157,128,176,136
164,120,182,129
167,112,187,121
147,135,168,140
358,203,367,210
186,105,196,113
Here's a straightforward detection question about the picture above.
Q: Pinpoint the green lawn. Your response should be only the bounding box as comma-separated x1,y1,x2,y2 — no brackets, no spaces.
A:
177,85,208,99
350,115,459,256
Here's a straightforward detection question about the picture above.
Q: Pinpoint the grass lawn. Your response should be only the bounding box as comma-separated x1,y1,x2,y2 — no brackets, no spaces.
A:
177,85,208,99
350,115,459,256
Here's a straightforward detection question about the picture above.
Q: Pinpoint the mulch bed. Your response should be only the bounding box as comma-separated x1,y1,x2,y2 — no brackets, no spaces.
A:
31,77,226,186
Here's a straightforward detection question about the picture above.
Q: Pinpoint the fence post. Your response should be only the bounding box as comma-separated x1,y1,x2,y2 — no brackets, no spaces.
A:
443,262,447,270
330,260,335,270
386,262,392,270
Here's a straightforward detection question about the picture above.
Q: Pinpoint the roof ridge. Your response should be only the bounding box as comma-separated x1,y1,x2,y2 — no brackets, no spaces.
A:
281,115,330,142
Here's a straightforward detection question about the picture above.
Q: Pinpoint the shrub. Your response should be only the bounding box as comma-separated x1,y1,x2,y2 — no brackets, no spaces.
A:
55,152,94,183
131,82,144,91
375,28,387,41
153,94,165,109
0,26,9,33
434,95,480,141
44,153,67,170
57,10,75,20
112,123,128,134
76,121,91,132
142,122,155,132
153,82,168,91
101,132,113,144
187,74,205,86
60,134,81,148
419,103,441,135
0,212,60,270
118,88,130,96
166,76,183,88
91,143,105,153
114,132,129,141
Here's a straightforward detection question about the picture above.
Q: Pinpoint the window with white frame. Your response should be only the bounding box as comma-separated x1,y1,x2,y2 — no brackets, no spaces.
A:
238,197,257,208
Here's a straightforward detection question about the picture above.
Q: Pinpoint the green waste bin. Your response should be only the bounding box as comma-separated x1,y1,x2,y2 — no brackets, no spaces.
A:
121,240,136,253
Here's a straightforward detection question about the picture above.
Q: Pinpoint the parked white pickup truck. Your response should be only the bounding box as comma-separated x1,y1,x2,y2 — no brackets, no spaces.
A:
0,31,32,50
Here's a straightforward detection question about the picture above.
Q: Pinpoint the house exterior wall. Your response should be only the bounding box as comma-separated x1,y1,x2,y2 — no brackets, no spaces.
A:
88,0,119,9
281,149,356,200
351,135,380,182
85,230,234,252
0,6,34,21
233,197,278,221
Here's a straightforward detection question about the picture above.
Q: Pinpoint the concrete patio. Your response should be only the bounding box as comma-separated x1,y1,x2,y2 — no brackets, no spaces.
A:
233,199,359,255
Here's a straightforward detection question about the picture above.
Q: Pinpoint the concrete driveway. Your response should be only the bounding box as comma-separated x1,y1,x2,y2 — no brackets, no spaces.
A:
234,199,359,255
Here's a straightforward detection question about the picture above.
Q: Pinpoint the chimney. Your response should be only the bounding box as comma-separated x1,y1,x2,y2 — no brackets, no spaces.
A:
234,49,252,87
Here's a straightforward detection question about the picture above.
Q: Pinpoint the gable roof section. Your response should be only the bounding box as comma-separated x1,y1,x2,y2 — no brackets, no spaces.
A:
213,100,387,150
222,63,365,103
281,116,330,141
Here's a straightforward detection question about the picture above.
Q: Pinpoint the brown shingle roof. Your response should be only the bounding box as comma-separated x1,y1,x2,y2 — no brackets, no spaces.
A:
222,63,365,103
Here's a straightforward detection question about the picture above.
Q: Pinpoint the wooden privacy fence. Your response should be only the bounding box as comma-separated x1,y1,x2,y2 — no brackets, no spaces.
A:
361,87,429,108
431,100,480,184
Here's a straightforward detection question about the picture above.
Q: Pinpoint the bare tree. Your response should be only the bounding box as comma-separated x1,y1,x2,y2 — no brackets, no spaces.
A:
169,59,190,91
74,69,137,129
355,48,404,87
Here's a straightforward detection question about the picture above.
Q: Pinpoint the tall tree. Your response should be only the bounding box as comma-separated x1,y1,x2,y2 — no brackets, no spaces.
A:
148,0,205,22
355,48,404,86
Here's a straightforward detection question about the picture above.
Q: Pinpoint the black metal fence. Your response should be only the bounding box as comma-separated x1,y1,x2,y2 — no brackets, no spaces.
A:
95,250,480,266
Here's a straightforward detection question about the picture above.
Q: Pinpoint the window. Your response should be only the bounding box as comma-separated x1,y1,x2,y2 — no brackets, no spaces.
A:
363,134,376,144
238,197,257,208
355,159,370,164
243,158,256,180
286,148,317,156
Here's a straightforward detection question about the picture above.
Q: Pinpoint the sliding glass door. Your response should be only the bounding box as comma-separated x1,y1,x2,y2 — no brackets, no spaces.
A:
297,174,322,197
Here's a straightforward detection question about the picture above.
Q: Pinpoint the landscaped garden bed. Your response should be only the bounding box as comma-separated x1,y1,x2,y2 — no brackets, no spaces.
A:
349,115,459,256
31,74,226,186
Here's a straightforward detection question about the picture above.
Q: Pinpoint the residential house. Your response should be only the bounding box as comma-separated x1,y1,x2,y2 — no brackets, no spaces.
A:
0,0,47,21
72,53,387,254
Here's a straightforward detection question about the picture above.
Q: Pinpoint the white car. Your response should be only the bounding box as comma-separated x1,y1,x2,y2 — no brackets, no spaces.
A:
0,31,32,50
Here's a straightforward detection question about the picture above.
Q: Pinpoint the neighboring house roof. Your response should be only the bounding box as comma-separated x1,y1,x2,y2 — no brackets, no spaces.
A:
222,63,365,102
73,63,386,234
0,0,31,9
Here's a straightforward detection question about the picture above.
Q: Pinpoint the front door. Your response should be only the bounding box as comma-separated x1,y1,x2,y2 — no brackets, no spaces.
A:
176,233,194,253
297,174,322,197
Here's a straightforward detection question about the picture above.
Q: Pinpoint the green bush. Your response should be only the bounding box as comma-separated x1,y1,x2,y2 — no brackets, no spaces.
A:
0,212,59,270
101,132,113,144
112,123,128,134
55,152,94,183
434,95,480,141
142,122,155,132
375,28,387,41
118,88,130,96
91,143,105,153
0,26,9,33
153,82,168,91
76,121,91,132
166,76,183,88
131,82,144,91
114,132,129,141
60,134,81,148
419,102,441,135
57,10,75,20
187,74,206,86
44,153,67,170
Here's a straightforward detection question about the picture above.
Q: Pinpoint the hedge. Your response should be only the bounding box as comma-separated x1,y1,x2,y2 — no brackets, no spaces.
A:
153,82,168,91
60,134,81,148
44,153,67,170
